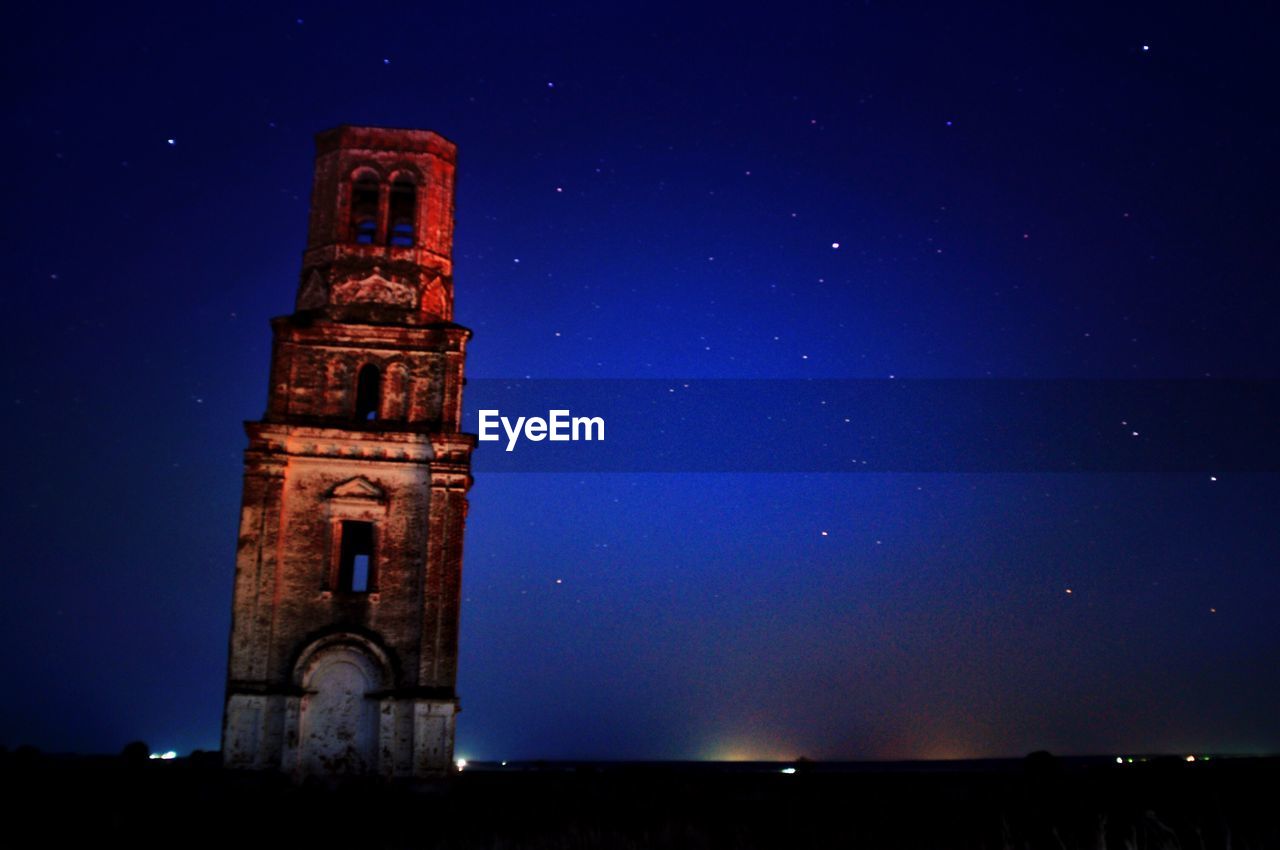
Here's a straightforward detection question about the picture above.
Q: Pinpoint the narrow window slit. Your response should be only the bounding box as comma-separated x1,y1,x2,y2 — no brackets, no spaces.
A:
337,521,375,593
356,364,381,420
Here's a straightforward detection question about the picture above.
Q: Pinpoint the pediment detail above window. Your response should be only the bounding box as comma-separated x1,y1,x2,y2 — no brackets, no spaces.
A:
328,476,386,501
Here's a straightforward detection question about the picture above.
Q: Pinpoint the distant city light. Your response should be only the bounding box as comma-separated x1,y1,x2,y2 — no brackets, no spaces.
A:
1185,755,1196,762
149,751,177,760
1116,756,1123,764
780,767,796,774
455,758,468,770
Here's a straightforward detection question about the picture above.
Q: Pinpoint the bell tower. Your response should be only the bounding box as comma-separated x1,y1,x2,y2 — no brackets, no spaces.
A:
222,126,473,779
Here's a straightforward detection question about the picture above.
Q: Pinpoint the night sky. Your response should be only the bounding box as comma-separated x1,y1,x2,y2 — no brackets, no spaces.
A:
3,2,1278,761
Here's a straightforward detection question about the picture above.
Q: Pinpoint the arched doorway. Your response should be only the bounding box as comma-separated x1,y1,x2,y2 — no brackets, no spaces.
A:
296,641,387,777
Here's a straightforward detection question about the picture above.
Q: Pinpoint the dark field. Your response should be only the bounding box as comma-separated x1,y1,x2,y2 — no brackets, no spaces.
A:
6,750,1276,849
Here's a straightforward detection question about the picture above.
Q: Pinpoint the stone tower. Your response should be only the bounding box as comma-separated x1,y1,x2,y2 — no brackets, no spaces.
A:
222,126,473,779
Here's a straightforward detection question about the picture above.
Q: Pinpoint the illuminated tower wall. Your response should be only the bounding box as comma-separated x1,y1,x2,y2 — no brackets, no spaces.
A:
221,126,473,779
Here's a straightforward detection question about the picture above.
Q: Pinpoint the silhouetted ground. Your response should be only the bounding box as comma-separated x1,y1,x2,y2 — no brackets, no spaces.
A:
4,748,1276,849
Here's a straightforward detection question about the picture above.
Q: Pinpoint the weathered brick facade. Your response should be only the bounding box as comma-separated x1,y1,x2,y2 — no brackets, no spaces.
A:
222,126,473,779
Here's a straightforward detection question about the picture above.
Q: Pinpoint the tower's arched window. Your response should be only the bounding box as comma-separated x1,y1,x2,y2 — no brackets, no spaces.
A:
387,176,417,247
355,364,381,420
349,172,380,245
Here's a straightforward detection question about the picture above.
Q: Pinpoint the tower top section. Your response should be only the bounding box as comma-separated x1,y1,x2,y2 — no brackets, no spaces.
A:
297,124,460,325
314,125,457,160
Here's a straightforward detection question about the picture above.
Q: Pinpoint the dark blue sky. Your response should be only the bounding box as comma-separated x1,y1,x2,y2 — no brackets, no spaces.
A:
2,2,1277,760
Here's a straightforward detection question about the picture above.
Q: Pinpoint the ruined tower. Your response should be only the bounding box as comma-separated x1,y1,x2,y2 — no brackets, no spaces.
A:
222,126,473,779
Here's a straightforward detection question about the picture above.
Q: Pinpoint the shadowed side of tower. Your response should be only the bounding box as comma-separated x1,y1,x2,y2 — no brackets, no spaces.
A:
221,126,473,780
